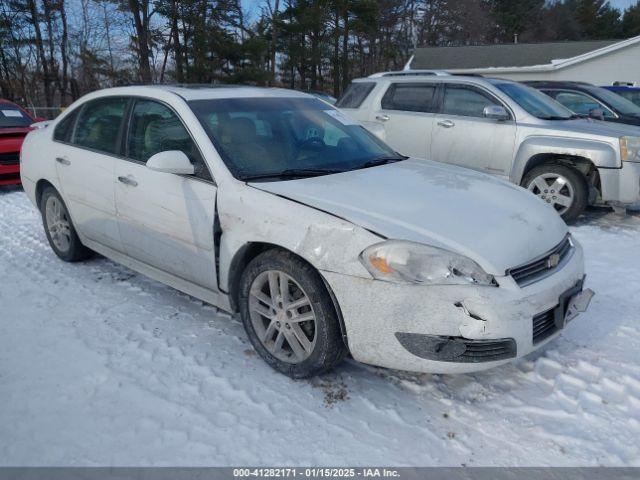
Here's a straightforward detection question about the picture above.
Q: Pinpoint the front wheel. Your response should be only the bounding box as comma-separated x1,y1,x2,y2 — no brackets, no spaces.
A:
239,249,347,378
522,164,588,223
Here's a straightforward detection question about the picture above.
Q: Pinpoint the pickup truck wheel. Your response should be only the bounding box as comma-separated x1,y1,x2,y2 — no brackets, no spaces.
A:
522,164,588,222
239,249,347,378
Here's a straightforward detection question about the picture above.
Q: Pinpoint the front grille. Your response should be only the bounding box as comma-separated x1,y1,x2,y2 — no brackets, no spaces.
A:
509,235,573,287
532,309,558,344
395,332,517,363
0,152,19,165
458,339,517,362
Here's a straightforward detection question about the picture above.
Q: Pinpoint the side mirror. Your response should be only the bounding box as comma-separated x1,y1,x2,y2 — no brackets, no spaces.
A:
146,150,195,175
589,108,605,120
483,105,510,121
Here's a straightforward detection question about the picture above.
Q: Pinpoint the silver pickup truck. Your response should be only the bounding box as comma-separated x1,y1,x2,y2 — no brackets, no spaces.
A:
338,72,640,221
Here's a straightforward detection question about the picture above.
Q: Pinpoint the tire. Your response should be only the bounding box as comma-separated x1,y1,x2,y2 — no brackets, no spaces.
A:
239,249,347,378
522,163,588,223
40,186,93,262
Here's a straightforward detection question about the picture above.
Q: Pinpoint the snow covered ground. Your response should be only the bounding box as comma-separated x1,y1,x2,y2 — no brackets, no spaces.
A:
1,186,639,467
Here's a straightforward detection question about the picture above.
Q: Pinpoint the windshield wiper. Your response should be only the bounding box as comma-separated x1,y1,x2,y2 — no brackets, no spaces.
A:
356,155,407,170
242,168,344,181
538,115,577,121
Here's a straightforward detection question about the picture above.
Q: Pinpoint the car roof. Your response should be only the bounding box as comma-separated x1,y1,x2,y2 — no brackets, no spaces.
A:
83,84,312,102
523,81,594,88
352,74,515,88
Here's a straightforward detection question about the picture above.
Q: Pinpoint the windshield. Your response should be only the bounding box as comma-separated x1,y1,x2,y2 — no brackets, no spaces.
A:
617,89,640,107
586,86,640,116
494,82,574,119
0,104,33,128
189,97,403,181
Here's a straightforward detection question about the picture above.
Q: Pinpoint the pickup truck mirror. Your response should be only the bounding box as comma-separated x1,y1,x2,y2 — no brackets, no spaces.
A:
588,108,605,120
146,150,195,175
483,105,510,121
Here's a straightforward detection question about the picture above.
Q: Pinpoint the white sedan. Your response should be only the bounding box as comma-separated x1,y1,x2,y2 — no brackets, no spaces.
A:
20,86,594,378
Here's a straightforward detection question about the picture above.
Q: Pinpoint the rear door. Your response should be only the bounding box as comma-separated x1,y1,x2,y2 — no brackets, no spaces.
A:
53,97,128,250
114,98,218,290
371,82,438,159
430,83,516,176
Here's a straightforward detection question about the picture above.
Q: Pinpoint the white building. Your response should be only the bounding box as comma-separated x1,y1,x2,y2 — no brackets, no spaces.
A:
407,36,640,86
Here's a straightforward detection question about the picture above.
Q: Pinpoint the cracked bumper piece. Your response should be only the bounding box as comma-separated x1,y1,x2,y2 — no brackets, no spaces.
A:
321,240,588,374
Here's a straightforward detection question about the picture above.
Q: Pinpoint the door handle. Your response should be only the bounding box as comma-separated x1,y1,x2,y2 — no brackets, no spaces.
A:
437,120,455,128
55,156,70,166
375,114,390,122
117,175,138,187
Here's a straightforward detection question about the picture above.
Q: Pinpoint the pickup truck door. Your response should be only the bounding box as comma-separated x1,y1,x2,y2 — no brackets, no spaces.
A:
114,98,218,290
371,83,438,159
430,84,517,177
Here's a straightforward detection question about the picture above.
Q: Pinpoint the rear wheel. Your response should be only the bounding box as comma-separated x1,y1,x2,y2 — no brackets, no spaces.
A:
239,249,346,378
40,187,92,262
522,163,588,223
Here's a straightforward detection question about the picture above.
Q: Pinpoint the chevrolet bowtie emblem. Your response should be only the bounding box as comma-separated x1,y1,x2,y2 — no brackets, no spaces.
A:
547,253,561,268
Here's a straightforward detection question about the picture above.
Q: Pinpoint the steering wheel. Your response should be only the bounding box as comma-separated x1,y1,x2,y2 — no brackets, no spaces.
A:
296,136,326,152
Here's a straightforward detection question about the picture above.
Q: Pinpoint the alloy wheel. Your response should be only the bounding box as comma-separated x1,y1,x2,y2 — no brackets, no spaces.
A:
527,173,575,215
45,196,72,252
248,270,317,364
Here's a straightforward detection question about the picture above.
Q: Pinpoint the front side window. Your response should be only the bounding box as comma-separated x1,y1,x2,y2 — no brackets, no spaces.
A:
73,97,128,154
0,104,33,128
127,99,211,180
335,82,375,109
189,97,403,181
442,85,502,118
381,84,436,113
551,90,615,118
585,86,640,116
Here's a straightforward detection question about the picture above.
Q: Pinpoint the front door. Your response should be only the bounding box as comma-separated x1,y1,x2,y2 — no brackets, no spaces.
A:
430,84,517,177
54,97,128,250
372,82,438,159
114,99,218,290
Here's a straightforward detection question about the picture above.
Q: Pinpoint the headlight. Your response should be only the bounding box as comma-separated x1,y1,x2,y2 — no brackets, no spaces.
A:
359,241,496,286
620,136,640,163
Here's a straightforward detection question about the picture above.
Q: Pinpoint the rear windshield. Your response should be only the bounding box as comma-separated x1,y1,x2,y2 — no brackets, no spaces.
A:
335,82,375,108
0,104,33,128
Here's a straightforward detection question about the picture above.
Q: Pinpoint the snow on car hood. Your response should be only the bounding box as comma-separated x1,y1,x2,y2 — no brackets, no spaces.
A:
250,158,568,275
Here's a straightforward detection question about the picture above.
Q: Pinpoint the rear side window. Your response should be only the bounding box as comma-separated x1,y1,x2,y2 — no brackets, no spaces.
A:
442,85,502,117
336,82,375,108
73,97,128,155
381,83,436,113
53,109,79,142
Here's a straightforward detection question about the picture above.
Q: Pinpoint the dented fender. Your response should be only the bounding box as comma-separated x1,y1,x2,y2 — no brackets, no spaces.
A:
216,181,382,292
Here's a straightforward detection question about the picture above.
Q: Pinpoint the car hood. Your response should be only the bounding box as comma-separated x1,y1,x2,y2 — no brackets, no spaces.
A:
250,158,568,275
538,118,640,137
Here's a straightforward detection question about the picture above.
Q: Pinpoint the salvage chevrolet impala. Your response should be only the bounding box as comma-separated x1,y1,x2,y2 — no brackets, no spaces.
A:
20,86,594,378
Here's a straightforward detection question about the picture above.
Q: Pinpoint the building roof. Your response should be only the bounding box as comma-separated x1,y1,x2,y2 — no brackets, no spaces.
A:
410,40,623,70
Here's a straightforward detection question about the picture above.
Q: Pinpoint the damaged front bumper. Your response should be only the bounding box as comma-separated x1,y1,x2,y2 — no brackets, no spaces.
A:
321,240,592,374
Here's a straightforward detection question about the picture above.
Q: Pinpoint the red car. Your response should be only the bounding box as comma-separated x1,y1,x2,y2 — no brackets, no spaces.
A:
0,99,38,185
